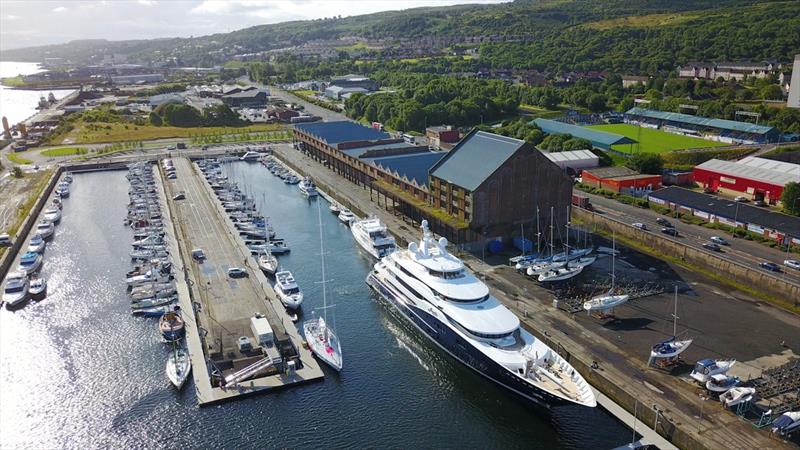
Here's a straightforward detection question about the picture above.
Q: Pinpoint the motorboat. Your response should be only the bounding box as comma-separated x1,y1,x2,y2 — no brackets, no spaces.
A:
159,308,185,341
28,276,47,300
257,252,278,275
329,202,341,214
298,177,318,197
2,272,29,308
36,221,55,239
240,151,261,161
304,200,343,371
338,209,356,225
55,184,70,198
705,374,740,393
537,265,583,282
130,249,169,261
166,347,192,390
126,270,172,287
771,411,800,436
27,234,46,254
63,173,74,183
273,270,303,309
43,207,62,223
367,220,596,408
351,217,396,259
720,387,755,407
131,296,177,310
132,234,164,247
690,359,736,383
17,251,43,274
130,284,176,301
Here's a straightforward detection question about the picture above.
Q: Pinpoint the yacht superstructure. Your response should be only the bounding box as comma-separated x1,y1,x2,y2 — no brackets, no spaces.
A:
367,220,596,408
351,217,396,259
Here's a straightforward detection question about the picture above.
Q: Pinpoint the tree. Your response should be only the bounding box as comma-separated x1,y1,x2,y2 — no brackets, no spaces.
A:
761,84,784,101
149,112,162,126
587,93,607,112
782,182,800,216
625,153,663,175
12,166,23,178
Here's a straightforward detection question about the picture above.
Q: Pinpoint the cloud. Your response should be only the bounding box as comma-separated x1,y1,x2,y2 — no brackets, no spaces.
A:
52,6,67,13
137,0,157,5
5,14,21,20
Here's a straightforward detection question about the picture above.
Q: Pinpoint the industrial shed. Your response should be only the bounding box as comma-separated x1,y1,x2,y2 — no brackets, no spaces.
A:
532,118,637,151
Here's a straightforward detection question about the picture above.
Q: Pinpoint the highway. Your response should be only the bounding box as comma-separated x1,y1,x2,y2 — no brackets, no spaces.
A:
580,190,800,284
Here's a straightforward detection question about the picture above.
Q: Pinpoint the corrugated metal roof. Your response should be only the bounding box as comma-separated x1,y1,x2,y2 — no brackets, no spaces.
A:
294,121,390,146
532,119,636,146
649,186,800,237
367,152,445,186
339,142,418,158
626,107,775,135
543,149,599,163
695,159,799,186
738,156,800,175
430,130,524,191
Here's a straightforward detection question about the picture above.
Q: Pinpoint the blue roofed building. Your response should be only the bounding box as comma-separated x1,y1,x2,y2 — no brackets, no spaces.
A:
428,130,572,236
625,107,780,144
532,118,636,151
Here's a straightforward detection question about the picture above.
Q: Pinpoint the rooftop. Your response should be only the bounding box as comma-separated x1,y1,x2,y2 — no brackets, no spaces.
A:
626,107,776,135
223,89,266,99
430,130,525,191
339,142,419,159
532,118,636,147
695,159,799,186
367,151,445,186
294,121,390,146
649,186,800,237
584,166,639,179
543,149,599,164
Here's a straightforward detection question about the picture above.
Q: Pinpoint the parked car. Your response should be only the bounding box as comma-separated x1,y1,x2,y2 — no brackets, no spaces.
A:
753,200,767,207
710,236,729,245
785,259,800,270
734,196,748,202
656,217,672,227
227,267,248,278
0,233,11,247
702,242,721,252
632,222,648,230
759,262,780,272
661,228,679,237
191,248,206,262
172,192,186,201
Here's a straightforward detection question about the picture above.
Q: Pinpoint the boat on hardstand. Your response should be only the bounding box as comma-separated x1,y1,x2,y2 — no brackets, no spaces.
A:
350,216,396,259
720,387,755,408
648,286,693,364
690,359,736,383
771,411,800,436
537,265,583,282
367,220,596,408
584,236,628,313
705,374,740,394
166,346,191,390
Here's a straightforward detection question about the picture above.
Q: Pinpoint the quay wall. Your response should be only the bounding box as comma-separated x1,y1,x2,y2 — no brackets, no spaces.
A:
0,168,63,282
572,208,800,305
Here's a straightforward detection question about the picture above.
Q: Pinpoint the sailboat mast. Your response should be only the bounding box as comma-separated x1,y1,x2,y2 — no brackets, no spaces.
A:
317,200,328,323
549,206,554,258
673,285,678,337
611,232,616,290
520,223,525,257
536,207,541,256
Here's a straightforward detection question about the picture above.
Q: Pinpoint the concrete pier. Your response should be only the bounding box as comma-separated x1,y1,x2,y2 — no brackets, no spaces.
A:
158,157,323,405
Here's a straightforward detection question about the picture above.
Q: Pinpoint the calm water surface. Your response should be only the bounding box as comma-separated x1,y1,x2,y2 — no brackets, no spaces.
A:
0,61,74,125
0,165,630,449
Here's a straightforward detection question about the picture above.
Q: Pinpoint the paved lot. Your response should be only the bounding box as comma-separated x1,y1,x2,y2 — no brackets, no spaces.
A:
269,86,349,122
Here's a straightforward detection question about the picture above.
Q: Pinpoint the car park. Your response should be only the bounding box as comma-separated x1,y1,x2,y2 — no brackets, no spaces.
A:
785,259,800,270
632,222,648,230
734,196,748,202
759,262,780,272
661,228,679,237
656,217,672,227
710,236,729,245
702,242,721,251
227,267,248,278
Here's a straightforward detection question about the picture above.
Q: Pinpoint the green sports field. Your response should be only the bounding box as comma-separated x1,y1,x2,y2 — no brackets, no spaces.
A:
586,123,726,154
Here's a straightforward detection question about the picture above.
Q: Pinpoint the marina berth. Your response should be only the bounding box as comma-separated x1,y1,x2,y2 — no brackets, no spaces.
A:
367,220,596,408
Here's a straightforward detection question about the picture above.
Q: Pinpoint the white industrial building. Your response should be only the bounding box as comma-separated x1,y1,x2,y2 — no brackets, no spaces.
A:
541,149,599,171
789,54,800,109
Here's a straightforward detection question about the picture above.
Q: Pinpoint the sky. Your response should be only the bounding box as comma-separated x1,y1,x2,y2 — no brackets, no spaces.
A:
0,0,509,51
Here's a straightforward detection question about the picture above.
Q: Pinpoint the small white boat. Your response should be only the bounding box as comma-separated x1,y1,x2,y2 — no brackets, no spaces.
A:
771,411,800,436
526,260,565,276
538,265,583,282
43,207,62,223
2,272,29,308
257,252,278,275
719,387,755,407
27,234,46,253
583,291,629,312
705,374,740,393
298,177,318,197
28,276,47,300
329,202,341,214
338,209,356,225
567,255,596,269
166,347,191,390
690,359,736,383
551,247,593,262
240,151,261,162
17,251,43,274
350,217,396,259
36,221,55,239
273,270,303,309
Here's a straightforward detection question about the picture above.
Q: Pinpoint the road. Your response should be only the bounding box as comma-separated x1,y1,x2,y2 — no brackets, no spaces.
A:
581,190,800,284
268,85,349,122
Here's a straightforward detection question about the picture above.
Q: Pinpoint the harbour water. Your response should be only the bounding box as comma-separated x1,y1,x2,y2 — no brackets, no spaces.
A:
0,61,74,125
0,164,631,449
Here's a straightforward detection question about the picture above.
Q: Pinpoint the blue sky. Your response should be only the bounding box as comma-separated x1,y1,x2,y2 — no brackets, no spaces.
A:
0,0,508,50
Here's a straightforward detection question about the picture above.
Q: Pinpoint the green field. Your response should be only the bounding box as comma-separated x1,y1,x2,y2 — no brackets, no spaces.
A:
587,123,726,154
41,147,88,157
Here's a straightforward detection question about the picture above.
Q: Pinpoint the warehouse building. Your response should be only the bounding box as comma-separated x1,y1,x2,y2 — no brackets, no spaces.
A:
581,166,662,195
532,118,636,151
222,89,268,107
542,149,599,172
693,157,799,204
625,107,780,144
649,186,800,246
426,125,461,150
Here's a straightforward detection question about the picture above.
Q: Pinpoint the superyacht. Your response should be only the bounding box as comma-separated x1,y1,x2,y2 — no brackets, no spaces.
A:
367,220,596,408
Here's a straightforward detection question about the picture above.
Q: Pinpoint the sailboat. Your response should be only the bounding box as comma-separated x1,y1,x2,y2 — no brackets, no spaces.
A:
649,286,693,363
584,233,629,312
302,200,343,371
